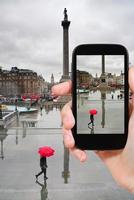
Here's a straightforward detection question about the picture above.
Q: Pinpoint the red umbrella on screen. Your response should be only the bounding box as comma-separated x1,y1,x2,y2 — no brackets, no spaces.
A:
38,146,55,158
89,109,97,115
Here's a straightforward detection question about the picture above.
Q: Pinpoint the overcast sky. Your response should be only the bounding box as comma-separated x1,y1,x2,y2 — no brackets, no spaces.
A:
77,55,124,76
0,0,134,82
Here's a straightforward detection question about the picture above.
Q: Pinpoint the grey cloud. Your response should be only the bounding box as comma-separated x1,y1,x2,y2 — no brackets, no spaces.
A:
0,0,134,81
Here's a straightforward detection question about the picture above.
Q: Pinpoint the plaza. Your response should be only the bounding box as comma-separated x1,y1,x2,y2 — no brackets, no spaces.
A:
0,106,133,200
77,90,124,134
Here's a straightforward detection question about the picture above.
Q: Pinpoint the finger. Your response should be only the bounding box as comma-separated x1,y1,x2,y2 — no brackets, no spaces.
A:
70,148,87,162
62,124,87,162
129,100,133,118
61,101,75,130
63,128,87,162
51,80,72,96
129,67,134,93
128,106,134,138
63,128,75,148
63,130,87,162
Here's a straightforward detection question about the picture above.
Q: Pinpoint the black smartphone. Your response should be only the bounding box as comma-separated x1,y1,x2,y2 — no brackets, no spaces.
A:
72,44,129,150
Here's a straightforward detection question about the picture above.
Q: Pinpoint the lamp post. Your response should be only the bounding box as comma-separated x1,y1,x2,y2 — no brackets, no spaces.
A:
0,127,8,160
0,103,2,119
15,98,18,111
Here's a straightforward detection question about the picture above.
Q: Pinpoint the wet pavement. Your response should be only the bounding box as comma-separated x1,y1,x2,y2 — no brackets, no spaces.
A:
0,128,133,200
77,90,124,134
0,106,133,199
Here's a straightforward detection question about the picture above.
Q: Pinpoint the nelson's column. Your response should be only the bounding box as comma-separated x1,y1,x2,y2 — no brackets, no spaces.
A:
60,8,70,82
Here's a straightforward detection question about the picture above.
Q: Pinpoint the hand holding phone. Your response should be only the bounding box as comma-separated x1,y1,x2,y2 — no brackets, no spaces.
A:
52,66,134,193
72,44,129,150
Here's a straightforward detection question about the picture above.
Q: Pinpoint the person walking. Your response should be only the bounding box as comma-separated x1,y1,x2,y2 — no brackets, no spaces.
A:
35,146,55,182
36,157,48,181
88,109,97,129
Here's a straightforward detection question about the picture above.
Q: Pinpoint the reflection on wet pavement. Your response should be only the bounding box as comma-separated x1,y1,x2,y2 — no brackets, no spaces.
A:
77,90,124,134
0,105,133,200
0,128,133,200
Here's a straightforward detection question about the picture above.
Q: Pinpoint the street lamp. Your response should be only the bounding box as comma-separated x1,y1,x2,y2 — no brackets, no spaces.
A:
15,98,18,111
0,103,2,119
0,127,8,160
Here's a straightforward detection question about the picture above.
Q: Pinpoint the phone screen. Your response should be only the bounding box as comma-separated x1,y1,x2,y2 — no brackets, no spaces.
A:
77,55,125,134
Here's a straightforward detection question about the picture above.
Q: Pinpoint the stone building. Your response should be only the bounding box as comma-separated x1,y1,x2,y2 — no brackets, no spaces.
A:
116,71,124,87
77,70,93,88
0,67,46,96
104,71,124,87
91,71,124,88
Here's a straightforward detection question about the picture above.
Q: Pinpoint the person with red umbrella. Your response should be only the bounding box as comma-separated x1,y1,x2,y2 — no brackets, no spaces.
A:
35,146,55,182
88,109,97,130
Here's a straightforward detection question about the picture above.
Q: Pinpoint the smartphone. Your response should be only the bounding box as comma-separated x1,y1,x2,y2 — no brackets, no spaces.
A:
72,44,129,150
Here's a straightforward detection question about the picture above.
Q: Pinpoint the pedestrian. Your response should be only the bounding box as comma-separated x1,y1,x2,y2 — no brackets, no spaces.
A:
40,105,43,111
88,109,97,129
35,146,55,182
88,114,94,128
117,95,120,100
111,94,114,99
40,104,43,116
36,157,48,181
120,93,123,99
15,98,18,111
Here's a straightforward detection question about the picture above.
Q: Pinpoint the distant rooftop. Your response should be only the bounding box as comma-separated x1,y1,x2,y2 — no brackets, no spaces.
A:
0,66,35,74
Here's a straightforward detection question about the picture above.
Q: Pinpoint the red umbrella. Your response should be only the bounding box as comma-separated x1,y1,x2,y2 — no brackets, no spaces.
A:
89,109,97,115
38,146,55,157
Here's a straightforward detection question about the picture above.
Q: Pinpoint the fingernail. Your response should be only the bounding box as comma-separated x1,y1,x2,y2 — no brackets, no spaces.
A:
79,152,87,162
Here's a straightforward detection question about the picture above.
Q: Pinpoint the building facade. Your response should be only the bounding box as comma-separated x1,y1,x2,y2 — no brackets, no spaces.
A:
76,69,124,89
77,70,93,88
0,67,46,96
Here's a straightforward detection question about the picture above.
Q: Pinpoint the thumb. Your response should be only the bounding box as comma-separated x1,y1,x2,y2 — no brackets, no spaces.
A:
128,67,134,135
129,67,134,107
129,67,134,93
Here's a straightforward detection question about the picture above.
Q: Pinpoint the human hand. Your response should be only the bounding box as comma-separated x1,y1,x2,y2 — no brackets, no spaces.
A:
52,80,87,162
52,69,134,193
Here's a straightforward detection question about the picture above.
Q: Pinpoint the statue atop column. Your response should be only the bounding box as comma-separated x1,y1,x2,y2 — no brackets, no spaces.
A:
60,8,70,83
64,8,68,21
59,8,71,103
